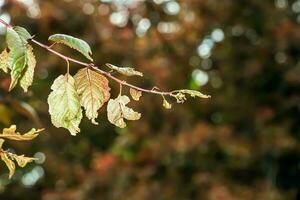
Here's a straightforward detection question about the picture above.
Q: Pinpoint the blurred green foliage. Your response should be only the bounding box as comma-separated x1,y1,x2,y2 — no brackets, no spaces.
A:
0,0,300,199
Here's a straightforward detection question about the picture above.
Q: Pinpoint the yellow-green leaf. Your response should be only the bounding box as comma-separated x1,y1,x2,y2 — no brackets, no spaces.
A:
49,34,93,61
0,125,43,141
129,88,142,101
11,154,36,168
1,152,15,179
175,89,211,99
106,63,143,77
13,26,32,45
74,67,110,125
107,95,141,128
19,44,36,92
6,28,24,51
48,74,83,135
0,49,9,73
6,27,28,90
8,48,27,91
163,99,172,109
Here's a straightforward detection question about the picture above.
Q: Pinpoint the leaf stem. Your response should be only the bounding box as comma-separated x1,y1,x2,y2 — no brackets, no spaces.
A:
0,19,178,98
119,83,123,96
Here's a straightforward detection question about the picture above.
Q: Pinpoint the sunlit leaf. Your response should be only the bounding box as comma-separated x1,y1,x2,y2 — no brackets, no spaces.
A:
163,99,172,109
19,44,36,92
74,67,110,125
6,28,27,90
48,74,82,135
107,95,141,128
11,154,36,168
49,34,93,61
0,49,9,73
0,125,43,141
0,152,15,179
129,88,142,101
13,26,32,44
8,49,27,91
106,63,143,77
6,28,24,51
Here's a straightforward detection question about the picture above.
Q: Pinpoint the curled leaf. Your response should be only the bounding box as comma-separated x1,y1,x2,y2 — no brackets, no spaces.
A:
106,63,143,77
163,99,172,109
10,154,36,168
0,152,15,179
74,67,111,125
48,74,82,135
176,89,211,99
0,49,9,73
20,44,36,92
49,34,93,61
174,92,187,103
129,88,142,101
107,95,141,128
0,125,43,141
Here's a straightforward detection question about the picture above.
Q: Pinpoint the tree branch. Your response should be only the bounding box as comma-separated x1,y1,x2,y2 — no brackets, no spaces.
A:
0,18,177,98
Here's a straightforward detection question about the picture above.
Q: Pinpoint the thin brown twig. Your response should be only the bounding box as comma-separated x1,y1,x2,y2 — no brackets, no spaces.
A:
0,18,177,97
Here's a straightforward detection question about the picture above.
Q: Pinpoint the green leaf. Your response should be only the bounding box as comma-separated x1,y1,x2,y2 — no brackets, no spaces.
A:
0,49,9,73
6,28,24,51
6,28,27,90
8,49,27,91
49,34,93,61
106,63,143,77
107,95,141,128
48,74,83,135
20,45,37,92
13,26,31,44
74,67,110,125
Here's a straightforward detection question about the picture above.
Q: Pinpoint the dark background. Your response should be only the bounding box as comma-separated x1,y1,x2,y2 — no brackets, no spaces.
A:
0,0,299,199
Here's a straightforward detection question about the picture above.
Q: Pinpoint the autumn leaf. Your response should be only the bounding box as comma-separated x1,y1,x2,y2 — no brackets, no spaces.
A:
0,125,43,141
19,45,36,92
0,152,15,179
107,95,141,128
48,74,82,135
0,139,4,149
129,88,142,101
0,49,9,73
10,154,36,168
74,67,110,125
49,34,93,61
106,63,143,77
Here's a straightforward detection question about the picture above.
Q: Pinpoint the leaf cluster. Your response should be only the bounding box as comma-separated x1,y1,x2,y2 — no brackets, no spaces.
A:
0,125,43,178
0,26,210,135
